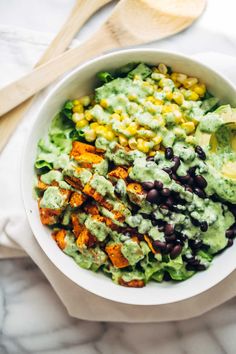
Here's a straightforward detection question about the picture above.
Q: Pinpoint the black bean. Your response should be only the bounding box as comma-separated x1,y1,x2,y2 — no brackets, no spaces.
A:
188,166,197,176
166,196,174,208
187,177,194,186
195,145,206,160
200,221,208,232
160,204,169,211
165,243,174,253
163,167,172,175
153,240,166,251
154,180,163,190
163,272,172,281
170,245,182,259
196,264,206,271
142,181,155,190
165,223,174,235
227,239,233,248
165,147,174,160
188,259,200,266
165,234,176,242
186,264,196,271
191,217,200,227
151,219,159,226
194,188,206,199
172,156,180,173
193,241,203,249
146,156,154,161
195,175,207,189
146,189,159,203
161,188,171,197
158,225,165,232
171,174,178,181
178,174,190,184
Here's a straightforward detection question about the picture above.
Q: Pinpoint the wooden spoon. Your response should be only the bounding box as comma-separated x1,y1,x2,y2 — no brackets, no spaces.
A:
0,0,112,151
0,0,206,118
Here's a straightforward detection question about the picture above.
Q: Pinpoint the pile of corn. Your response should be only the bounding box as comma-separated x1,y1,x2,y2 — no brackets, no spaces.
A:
70,63,206,155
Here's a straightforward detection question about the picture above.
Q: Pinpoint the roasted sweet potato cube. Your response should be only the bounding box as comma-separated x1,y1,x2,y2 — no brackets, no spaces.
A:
64,176,83,190
70,141,96,158
71,214,83,238
39,207,61,225
105,243,129,268
74,152,103,165
118,278,145,288
144,235,156,254
108,167,128,180
37,179,48,191
83,204,99,216
52,229,67,250
126,183,143,194
83,184,113,211
91,214,118,231
76,227,96,248
69,192,86,208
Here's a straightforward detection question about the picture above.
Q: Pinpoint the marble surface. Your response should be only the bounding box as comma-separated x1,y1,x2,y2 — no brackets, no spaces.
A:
0,0,236,352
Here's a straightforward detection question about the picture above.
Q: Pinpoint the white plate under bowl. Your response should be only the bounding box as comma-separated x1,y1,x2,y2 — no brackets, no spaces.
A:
21,49,236,305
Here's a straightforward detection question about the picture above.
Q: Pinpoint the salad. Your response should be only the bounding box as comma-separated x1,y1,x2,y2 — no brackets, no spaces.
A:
34,63,236,287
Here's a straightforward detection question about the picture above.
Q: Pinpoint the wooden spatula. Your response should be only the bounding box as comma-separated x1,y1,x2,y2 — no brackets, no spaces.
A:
0,0,111,152
0,0,206,143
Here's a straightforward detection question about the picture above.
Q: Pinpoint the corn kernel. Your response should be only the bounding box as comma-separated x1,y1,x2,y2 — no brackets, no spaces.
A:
162,104,178,113
72,113,84,123
149,151,156,156
153,135,163,145
84,129,96,142
100,99,108,109
128,94,137,101
90,122,99,129
72,99,79,106
185,136,196,145
173,110,183,123
84,110,93,121
183,77,198,89
155,115,165,127
175,73,187,84
73,103,84,113
192,83,206,97
80,95,91,107
95,125,106,135
118,135,128,146
127,126,137,135
137,139,150,153
103,130,115,141
172,92,184,105
158,63,168,75
128,137,137,149
154,98,163,105
181,122,195,134
187,91,199,101
165,91,173,100
153,144,161,151
146,96,155,103
114,107,123,115
76,119,88,129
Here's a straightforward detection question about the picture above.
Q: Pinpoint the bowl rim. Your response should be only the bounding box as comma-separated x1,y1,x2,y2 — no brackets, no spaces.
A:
21,48,236,305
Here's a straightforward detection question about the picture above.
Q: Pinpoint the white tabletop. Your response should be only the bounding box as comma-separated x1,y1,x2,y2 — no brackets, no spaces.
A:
0,0,236,353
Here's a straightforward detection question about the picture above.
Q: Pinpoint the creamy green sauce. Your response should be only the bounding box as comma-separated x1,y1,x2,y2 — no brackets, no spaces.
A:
39,186,67,209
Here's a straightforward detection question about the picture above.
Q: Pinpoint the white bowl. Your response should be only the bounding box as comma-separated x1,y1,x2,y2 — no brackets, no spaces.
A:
21,49,236,305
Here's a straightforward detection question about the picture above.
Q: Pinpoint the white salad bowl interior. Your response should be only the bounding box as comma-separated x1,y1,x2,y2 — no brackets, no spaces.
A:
21,49,236,305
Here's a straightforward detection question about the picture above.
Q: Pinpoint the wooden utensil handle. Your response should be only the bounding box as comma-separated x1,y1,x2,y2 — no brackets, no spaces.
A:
0,0,111,152
0,26,115,117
